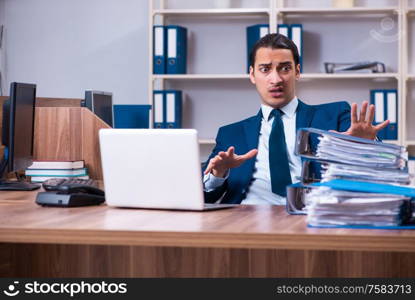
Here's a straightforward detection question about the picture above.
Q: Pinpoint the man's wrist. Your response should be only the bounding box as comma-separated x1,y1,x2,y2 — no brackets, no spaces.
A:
212,169,228,178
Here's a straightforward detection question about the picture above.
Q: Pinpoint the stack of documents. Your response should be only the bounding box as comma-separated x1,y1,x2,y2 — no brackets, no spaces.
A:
316,130,410,184
315,131,407,169
321,163,410,185
291,128,414,228
306,187,411,227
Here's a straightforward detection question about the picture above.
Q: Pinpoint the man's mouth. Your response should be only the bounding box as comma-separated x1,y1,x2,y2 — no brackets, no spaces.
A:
269,87,283,97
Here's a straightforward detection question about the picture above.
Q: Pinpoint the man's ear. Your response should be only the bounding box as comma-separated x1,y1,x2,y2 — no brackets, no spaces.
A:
295,63,301,80
249,66,256,84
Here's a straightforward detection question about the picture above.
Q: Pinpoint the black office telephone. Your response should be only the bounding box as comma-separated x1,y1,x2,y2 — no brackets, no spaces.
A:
36,178,105,207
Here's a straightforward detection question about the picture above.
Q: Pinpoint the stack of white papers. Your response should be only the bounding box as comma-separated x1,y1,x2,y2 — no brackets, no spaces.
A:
321,163,411,185
306,187,411,227
292,128,414,227
316,134,407,169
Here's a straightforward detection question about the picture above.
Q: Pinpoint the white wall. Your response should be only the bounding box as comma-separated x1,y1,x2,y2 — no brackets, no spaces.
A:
2,0,148,104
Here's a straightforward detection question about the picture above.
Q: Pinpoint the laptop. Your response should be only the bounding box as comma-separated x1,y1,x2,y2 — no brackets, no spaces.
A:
99,129,237,211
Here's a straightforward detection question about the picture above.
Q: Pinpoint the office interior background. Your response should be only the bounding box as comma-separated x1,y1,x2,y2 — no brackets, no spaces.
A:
2,0,415,280
0,0,414,161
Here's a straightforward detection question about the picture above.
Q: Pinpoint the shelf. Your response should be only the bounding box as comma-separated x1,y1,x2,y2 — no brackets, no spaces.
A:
199,139,215,145
301,73,398,80
149,4,410,150
153,73,398,80
153,8,269,16
153,7,397,16
278,7,398,15
153,74,249,80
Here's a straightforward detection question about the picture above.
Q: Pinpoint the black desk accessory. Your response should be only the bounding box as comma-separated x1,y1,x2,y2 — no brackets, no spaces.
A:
36,191,105,207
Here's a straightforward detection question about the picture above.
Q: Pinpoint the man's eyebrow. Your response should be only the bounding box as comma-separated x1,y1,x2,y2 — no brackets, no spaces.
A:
257,61,293,67
278,61,292,66
258,62,272,67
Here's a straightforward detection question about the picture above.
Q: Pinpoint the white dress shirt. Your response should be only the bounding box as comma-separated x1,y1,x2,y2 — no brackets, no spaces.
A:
203,97,302,205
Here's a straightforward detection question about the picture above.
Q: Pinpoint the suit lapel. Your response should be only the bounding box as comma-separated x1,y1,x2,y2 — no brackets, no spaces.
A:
296,99,315,131
296,100,315,165
241,110,262,179
243,109,262,151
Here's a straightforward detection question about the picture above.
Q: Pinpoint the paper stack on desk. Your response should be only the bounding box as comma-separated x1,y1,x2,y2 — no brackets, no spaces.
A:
315,130,407,169
291,128,414,228
296,128,409,184
306,186,411,227
315,131,410,185
321,163,410,185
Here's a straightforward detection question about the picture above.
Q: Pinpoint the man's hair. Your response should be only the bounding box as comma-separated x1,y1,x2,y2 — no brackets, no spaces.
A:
249,33,300,68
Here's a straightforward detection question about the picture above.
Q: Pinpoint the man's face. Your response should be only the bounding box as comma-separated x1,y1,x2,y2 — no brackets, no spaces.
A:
249,47,300,109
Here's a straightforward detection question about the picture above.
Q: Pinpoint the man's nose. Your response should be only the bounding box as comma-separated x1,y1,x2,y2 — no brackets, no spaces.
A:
268,69,283,84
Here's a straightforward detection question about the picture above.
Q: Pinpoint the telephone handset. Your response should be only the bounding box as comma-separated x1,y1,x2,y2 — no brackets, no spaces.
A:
55,183,105,196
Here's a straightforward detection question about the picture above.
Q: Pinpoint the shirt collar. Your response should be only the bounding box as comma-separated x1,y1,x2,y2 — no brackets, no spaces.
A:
261,97,298,121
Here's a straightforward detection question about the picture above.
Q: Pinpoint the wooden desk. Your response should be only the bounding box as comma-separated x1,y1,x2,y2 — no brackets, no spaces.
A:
1,191,415,277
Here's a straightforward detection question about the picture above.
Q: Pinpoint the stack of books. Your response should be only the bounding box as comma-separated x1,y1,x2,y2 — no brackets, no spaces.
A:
292,128,414,228
25,160,89,183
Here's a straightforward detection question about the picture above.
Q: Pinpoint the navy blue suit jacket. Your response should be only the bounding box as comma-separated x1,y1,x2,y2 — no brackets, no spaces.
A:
203,100,351,204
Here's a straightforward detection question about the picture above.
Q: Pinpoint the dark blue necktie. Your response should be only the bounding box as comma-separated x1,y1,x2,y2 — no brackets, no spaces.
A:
269,109,292,197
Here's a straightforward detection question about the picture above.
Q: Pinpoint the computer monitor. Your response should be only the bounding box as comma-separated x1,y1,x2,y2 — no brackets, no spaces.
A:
0,82,40,190
83,90,113,127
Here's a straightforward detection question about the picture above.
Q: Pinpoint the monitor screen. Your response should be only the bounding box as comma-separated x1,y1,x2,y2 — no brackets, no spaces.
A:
3,82,36,173
0,82,39,190
84,90,113,127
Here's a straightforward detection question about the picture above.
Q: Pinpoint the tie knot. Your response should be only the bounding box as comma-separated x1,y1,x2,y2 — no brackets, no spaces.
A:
270,109,283,120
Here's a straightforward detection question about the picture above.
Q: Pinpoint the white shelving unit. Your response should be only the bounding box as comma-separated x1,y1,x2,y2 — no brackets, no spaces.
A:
404,1,415,152
152,8,270,16
198,138,216,145
153,74,250,80
154,73,398,80
149,0,412,157
278,7,398,14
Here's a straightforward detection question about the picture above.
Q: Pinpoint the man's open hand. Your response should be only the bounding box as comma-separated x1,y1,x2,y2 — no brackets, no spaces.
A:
336,101,390,140
204,146,258,178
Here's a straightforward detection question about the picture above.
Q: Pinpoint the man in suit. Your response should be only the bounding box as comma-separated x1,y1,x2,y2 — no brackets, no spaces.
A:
203,33,389,205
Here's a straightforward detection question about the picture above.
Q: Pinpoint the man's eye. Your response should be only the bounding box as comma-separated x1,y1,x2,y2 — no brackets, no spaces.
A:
280,66,292,72
259,67,269,72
